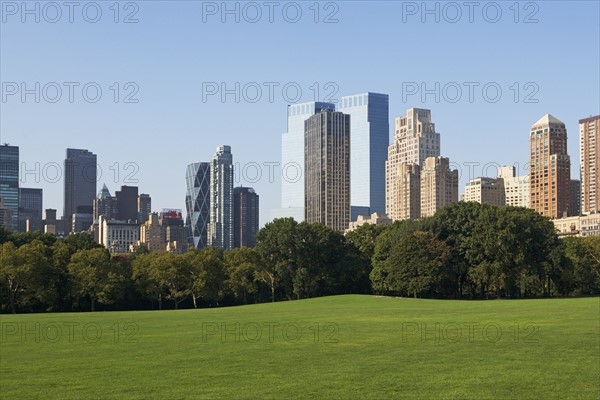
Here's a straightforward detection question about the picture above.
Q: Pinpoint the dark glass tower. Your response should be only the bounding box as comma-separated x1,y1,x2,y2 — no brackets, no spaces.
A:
64,148,97,233
233,187,259,248
0,144,19,231
18,188,43,232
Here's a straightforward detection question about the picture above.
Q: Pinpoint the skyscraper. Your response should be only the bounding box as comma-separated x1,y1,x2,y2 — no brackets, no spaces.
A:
304,108,350,232
138,193,151,224
18,188,43,232
0,144,19,231
93,184,118,221
463,177,505,206
115,185,139,222
392,163,421,220
233,187,259,248
529,115,571,219
339,93,389,219
64,148,97,233
273,101,335,222
186,162,210,249
498,166,530,208
386,108,440,220
570,179,581,216
208,145,234,249
580,115,600,214
420,156,458,217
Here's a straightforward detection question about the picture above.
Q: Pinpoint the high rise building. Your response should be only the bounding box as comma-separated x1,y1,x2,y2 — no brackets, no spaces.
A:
186,162,210,249
498,166,530,208
420,156,458,217
233,187,259,248
386,108,440,220
570,179,581,216
98,215,139,254
115,185,138,222
208,145,234,249
138,194,151,224
529,115,571,218
304,109,351,232
339,92,389,219
64,148,97,233
391,163,421,220
18,188,43,232
0,144,19,231
273,101,336,222
0,196,13,231
160,209,187,253
463,177,505,206
580,115,600,214
93,184,118,221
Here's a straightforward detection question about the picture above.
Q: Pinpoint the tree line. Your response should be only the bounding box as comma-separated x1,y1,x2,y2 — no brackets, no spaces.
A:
1,202,598,313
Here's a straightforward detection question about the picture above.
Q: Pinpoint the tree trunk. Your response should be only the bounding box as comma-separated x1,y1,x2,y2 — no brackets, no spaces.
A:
271,284,275,303
9,291,16,314
91,297,95,312
192,295,197,309
159,294,162,310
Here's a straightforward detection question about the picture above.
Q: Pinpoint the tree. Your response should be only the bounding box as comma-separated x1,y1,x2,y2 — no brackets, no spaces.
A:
225,248,259,304
185,248,227,308
68,247,126,311
255,218,298,301
345,223,388,262
0,241,52,313
384,231,451,298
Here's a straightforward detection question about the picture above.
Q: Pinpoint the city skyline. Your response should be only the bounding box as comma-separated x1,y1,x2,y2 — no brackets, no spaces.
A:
3,2,598,227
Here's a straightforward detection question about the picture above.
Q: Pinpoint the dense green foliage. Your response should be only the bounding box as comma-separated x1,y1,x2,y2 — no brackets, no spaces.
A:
1,204,599,313
1,295,598,399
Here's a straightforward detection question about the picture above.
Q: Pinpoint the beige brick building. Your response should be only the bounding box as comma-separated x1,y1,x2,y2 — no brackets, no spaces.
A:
420,156,459,217
580,115,600,214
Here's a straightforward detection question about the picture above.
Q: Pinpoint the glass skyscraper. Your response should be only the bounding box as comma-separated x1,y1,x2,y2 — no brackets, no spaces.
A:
273,101,335,222
208,146,234,249
339,93,389,219
186,162,210,249
0,144,19,231
18,187,43,232
64,148,97,233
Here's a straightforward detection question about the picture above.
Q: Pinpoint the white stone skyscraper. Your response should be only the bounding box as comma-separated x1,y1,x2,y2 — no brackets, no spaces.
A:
207,145,234,249
386,108,440,220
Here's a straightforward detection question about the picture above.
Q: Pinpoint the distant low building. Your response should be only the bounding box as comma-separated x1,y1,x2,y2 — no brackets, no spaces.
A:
98,215,140,254
345,212,392,234
553,213,600,237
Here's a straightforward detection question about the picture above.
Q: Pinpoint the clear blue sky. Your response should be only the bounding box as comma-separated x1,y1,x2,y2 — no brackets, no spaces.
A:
2,1,599,226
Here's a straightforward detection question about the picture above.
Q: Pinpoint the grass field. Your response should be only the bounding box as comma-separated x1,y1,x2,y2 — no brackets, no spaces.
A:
1,295,598,399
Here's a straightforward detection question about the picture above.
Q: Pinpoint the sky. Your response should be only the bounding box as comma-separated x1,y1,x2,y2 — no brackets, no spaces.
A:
1,0,599,226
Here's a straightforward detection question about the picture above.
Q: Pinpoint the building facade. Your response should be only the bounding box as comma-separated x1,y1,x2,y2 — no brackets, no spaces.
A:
339,92,389,219
64,148,97,233
98,215,140,254
0,144,19,231
186,162,210,249
233,187,259,248
391,163,421,220
115,185,139,222
580,115,600,214
345,212,392,233
93,184,118,221
138,194,151,224
529,115,571,219
208,146,234,249
553,214,600,237
570,179,581,216
274,101,335,222
386,108,440,220
304,109,351,232
420,156,458,217
18,188,43,232
498,166,530,208
463,177,505,206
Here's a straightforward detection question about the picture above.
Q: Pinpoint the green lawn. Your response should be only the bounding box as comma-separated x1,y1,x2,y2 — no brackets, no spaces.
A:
1,295,598,399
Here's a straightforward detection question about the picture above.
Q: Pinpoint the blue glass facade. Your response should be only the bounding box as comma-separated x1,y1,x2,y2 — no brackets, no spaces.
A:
186,162,210,249
339,93,389,217
0,144,19,231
